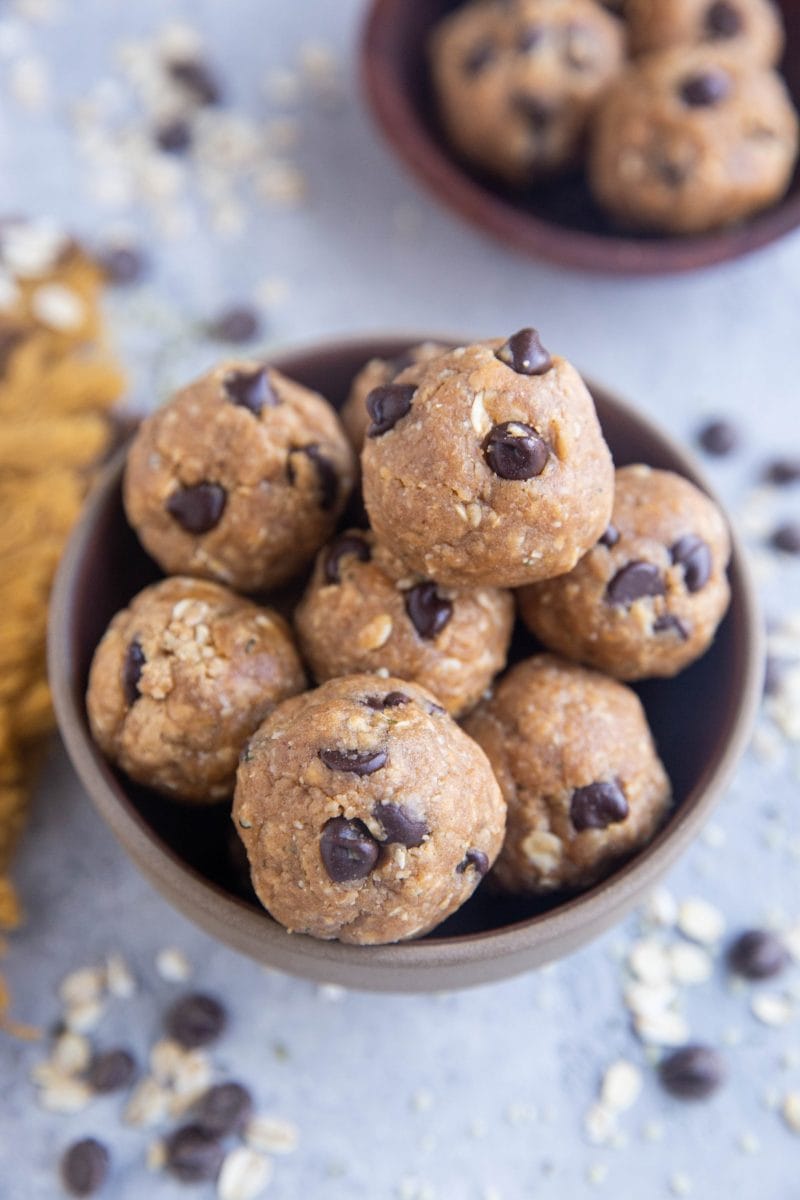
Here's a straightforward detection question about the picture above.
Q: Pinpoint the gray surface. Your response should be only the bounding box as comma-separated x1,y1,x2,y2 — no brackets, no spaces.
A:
2,1,800,1197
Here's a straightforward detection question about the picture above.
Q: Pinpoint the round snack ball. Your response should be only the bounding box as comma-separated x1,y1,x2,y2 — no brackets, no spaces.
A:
340,341,449,451
124,359,356,592
626,0,783,67
518,465,731,680
361,332,614,588
429,0,625,186
294,529,514,717
588,49,799,235
87,577,306,803
233,675,506,944
463,655,671,894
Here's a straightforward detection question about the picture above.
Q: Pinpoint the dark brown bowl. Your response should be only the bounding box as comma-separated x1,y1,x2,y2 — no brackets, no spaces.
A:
361,0,800,274
49,335,763,992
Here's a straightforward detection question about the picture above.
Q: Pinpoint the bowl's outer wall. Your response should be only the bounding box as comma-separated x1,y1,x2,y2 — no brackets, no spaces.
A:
361,0,800,275
49,337,763,992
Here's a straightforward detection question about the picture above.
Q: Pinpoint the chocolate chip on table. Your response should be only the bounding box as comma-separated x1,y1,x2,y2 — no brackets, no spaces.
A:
517,25,544,52
495,327,553,375
167,57,222,106
728,929,789,980
166,993,227,1049
705,0,742,37
87,1048,137,1094
363,691,411,710
511,94,554,132
405,582,453,639
365,383,416,437
155,118,192,153
121,640,145,706
771,521,800,554
207,305,260,344
223,365,276,414
606,561,665,606
671,534,712,592
659,1045,726,1100
165,1124,224,1184
464,40,495,74
318,747,388,775
570,780,629,831
288,444,338,511
373,802,429,848
60,1138,110,1197
194,1081,253,1136
323,533,371,584
166,482,227,534
764,456,800,486
96,243,147,286
698,418,739,457
680,68,731,108
457,849,489,876
320,816,380,882
599,524,620,548
653,613,690,640
483,422,548,481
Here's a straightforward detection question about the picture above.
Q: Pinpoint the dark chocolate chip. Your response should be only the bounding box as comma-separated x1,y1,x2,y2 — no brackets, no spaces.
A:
671,535,712,592
517,25,544,52
764,457,800,486
363,691,411,710
96,243,147,286
318,747,388,775
87,1049,137,1094
167,57,222,106
61,1139,110,1197
656,157,690,188
121,640,145,706
457,849,489,876
320,816,380,882
373,802,429,848
426,700,447,715
405,582,453,639
464,40,495,74
366,383,416,437
705,0,742,37
764,656,783,696
599,524,620,548
771,521,800,554
698,418,739,456
606,561,665,606
653,613,690,640
166,993,227,1049
680,68,730,107
208,305,260,344
659,1045,726,1100
166,483,227,534
194,1081,253,1136
323,533,371,583
728,929,789,980
511,95,554,132
155,118,192,153
495,327,552,375
570,780,629,831
483,422,548,480
165,1124,224,1183
223,365,276,414
288,444,338,511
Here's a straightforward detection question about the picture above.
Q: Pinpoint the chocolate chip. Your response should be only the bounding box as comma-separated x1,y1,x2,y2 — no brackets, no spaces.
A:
495,328,552,375
599,524,620,548
483,422,548,481
195,1081,253,1136
457,849,489,876
511,95,554,132
671,535,712,592
121,640,145,706
653,613,690,640
87,1048,137,1094
764,457,800,486
659,1045,726,1100
166,993,227,1049
208,305,260,344
517,25,544,52
165,1124,224,1183
728,929,789,980
323,533,371,583
61,1138,110,1197
288,444,338,511
405,582,453,639
363,691,411,710
373,802,429,848
155,118,192,153
698,418,739,456
656,157,690,188
96,243,147,286
320,816,380,882
570,780,629,831
167,57,222,106
771,521,800,554
464,41,495,74
366,383,416,437
166,483,227,534
680,68,730,107
606,561,665,606
318,747,388,775
705,0,742,37
223,365,276,414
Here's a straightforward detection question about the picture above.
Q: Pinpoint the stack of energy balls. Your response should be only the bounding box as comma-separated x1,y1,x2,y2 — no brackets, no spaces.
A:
430,0,799,234
87,330,731,945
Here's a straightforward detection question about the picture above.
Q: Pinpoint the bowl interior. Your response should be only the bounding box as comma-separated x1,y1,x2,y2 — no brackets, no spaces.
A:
362,0,800,273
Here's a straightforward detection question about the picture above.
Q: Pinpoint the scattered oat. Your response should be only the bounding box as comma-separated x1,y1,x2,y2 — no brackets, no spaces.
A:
628,938,672,985
641,888,678,928
217,1146,273,1200
146,1139,167,1171
39,1075,93,1114
64,997,106,1033
51,1031,91,1075
600,1060,643,1113
245,1116,299,1156
782,1091,800,1134
668,942,714,986
737,1131,761,1155
155,946,192,983
634,1010,690,1047
59,965,105,1007
677,899,726,945
584,1102,616,1145
105,952,136,999
750,992,794,1027
124,1077,171,1128
670,1171,693,1197
624,981,678,1019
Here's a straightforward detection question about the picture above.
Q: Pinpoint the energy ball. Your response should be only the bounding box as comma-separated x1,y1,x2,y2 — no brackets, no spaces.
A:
87,577,306,804
626,0,783,67
294,529,514,716
518,465,731,680
361,331,615,588
124,360,356,593
340,342,449,451
233,675,506,944
464,655,671,894
430,0,625,186
589,49,799,234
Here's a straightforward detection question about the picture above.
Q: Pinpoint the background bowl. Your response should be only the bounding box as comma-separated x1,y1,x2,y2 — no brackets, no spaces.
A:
49,335,762,992
361,0,800,275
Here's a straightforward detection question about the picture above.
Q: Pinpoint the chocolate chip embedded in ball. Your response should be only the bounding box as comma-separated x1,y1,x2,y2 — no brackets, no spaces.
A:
464,40,495,74
363,691,411,710
457,849,489,876
288,444,338,512
653,613,690,640
495,328,552,375
373,802,429,848
483,422,548,481
121,640,145,706
166,482,227,534
324,533,371,584
165,1124,224,1183
659,1045,726,1100
517,25,544,53
671,535,712,592
606,561,665,606
570,780,629,831
404,582,453,639
223,365,276,414
166,993,227,1049
60,1138,110,1197
366,383,416,437
728,929,789,980
320,816,380,882
318,747,388,775
87,1048,137,1094
705,0,742,38
194,1081,253,1136
512,94,555,132
680,68,731,108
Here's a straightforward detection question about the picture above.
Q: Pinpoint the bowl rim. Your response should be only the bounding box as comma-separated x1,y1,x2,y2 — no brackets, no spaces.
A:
48,332,764,988
360,0,800,276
